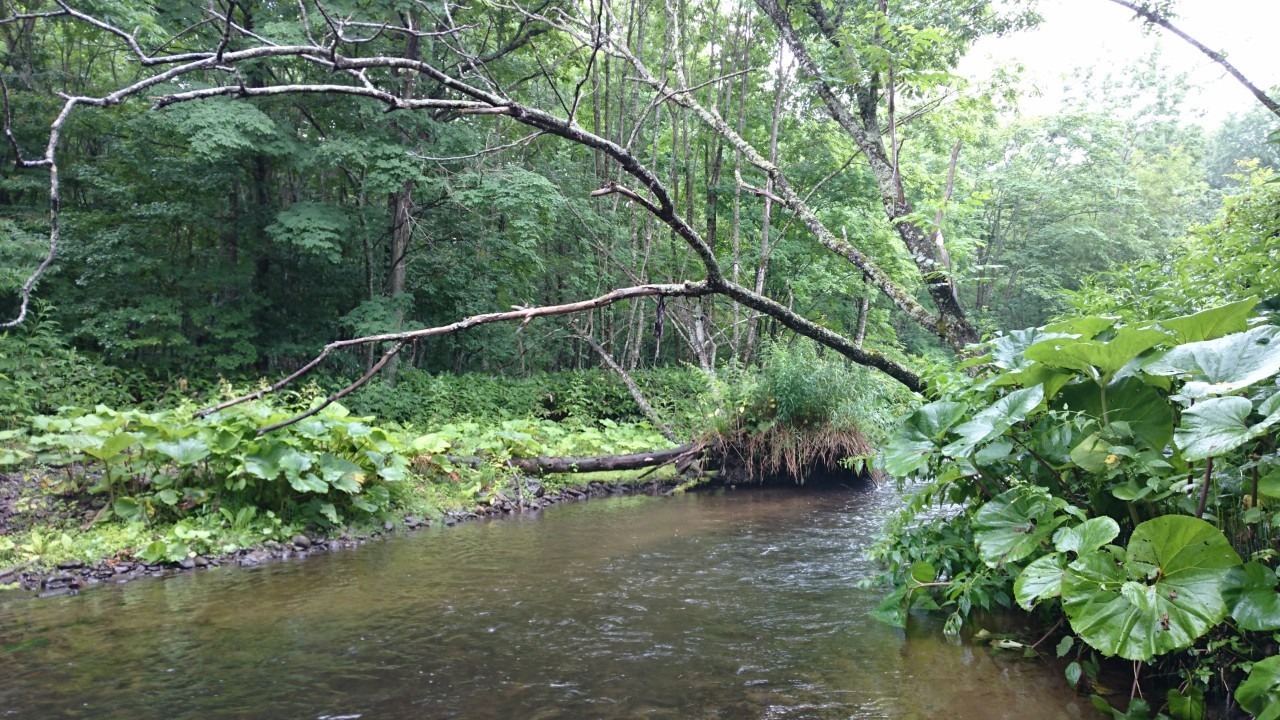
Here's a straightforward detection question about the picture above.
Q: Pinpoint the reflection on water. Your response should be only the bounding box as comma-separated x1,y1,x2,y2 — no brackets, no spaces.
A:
0,488,1086,719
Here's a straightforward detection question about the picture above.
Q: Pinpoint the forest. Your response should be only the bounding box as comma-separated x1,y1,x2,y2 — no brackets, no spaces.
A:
1,0,1279,718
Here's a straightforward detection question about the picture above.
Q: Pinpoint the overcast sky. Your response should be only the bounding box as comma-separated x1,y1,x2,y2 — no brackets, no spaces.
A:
959,0,1280,128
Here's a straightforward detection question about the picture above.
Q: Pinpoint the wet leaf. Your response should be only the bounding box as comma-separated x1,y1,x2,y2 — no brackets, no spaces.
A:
1144,326,1280,399
942,386,1043,457
1236,655,1280,720
1222,562,1280,631
973,488,1067,568
1061,516,1241,660
1015,552,1066,610
881,401,969,476
1174,396,1255,461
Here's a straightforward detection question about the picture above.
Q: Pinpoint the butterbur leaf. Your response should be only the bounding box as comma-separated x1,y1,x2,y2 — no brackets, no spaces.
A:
973,488,1067,568
1015,552,1067,609
1056,376,1173,452
1259,468,1280,499
1024,327,1170,379
1061,516,1241,661
1158,299,1258,344
1144,326,1280,398
881,401,968,476
288,472,328,494
1236,656,1280,720
113,497,145,523
1054,517,1120,555
155,438,210,465
1042,316,1118,340
85,432,140,462
1174,396,1254,461
991,329,1075,370
316,453,362,486
1222,562,1280,631
1070,433,1111,473
1166,687,1204,720
277,449,313,479
331,476,362,494
942,386,1043,457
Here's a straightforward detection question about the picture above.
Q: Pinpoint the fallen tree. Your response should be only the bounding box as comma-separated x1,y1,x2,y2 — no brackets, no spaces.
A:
450,442,704,476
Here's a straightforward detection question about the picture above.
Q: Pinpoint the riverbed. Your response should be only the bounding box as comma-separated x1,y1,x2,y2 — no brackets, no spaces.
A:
0,487,1087,718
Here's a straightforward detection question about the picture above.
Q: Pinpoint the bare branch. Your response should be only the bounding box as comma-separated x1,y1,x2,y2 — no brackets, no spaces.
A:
0,9,67,24
571,319,678,442
258,341,406,434
1107,0,1280,118
151,83,485,112
197,282,714,420
411,131,542,162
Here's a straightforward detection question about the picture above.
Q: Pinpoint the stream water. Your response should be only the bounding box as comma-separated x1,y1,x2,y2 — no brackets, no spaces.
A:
0,487,1087,719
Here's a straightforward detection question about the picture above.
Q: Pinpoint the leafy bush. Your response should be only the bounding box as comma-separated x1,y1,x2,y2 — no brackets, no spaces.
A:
21,399,412,529
1070,164,1280,323
708,341,915,444
347,366,710,431
875,300,1280,716
0,310,135,428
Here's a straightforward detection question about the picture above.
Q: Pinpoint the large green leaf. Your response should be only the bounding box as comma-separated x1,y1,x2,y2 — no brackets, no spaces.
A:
241,445,289,480
1061,516,1241,660
881,401,969,476
1144,326,1280,399
1166,686,1205,720
1222,562,1280,631
1237,656,1280,720
155,438,211,465
991,329,1074,371
1175,396,1256,461
1014,518,1121,611
1015,552,1067,610
1259,467,1280,499
84,432,140,462
972,488,1068,568
942,386,1043,457
1157,299,1258,343
1056,376,1174,452
1025,327,1171,380
1042,316,1119,340
1069,432,1112,473
1054,517,1120,555
288,472,328,494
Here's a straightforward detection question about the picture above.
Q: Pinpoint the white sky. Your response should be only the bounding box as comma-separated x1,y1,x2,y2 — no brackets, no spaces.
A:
959,0,1280,128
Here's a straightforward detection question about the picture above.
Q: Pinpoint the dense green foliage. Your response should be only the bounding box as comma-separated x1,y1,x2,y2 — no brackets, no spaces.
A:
1072,166,1280,322
3,0,1280,713
876,300,1280,716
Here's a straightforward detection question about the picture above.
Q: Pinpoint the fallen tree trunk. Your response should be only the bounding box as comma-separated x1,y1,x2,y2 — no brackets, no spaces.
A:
449,443,703,475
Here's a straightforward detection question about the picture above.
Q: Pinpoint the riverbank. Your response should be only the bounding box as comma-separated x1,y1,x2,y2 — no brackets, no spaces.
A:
0,469,684,598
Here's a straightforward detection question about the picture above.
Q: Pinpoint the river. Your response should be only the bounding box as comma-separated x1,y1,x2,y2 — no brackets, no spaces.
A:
0,486,1087,719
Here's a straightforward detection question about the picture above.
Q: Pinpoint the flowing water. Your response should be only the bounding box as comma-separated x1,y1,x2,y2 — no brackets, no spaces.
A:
0,487,1087,719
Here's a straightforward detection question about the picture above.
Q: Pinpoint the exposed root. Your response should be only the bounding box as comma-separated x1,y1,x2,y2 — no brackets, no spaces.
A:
711,424,876,485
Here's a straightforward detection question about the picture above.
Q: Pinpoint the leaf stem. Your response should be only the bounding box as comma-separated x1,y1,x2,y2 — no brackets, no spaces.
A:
1196,458,1213,519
